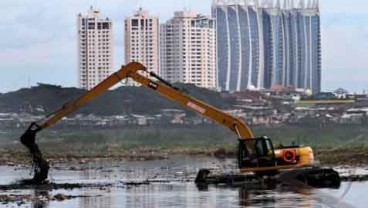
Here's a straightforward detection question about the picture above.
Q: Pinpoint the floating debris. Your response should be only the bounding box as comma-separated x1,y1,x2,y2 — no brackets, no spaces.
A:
0,181,113,191
0,193,99,204
341,174,368,182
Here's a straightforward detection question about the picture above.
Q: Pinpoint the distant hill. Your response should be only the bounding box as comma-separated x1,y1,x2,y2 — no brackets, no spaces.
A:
0,83,235,116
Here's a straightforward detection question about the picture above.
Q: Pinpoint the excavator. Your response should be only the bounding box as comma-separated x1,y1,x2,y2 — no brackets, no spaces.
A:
20,62,340,188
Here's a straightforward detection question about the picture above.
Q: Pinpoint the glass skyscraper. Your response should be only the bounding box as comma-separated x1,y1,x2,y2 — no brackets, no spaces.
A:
212,0,321,93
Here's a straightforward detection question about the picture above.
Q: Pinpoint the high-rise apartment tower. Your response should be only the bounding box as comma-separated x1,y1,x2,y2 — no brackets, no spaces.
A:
124,8,159,86
160,11,217,89
77,7,113,90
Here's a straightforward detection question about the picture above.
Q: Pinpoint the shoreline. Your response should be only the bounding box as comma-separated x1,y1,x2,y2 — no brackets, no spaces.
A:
1,147,367,168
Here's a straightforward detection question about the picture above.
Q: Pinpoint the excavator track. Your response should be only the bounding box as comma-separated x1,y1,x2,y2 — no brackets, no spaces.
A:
195,167,341,189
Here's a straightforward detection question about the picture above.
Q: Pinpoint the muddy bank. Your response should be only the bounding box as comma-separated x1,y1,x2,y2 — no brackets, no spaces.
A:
0,173,367,194
0,152,169,167
0,193,98,205
341,174,368,182
0,182,112,191
314,148,368,166
1,147,367,167
212,147,368,167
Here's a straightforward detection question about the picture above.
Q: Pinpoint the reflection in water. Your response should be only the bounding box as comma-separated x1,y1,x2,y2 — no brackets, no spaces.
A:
239,187,275,207
127,185,163,208
81,192,114,208
33,200,48,208
238,186,315,208
32,189,49,208
80,169,115,208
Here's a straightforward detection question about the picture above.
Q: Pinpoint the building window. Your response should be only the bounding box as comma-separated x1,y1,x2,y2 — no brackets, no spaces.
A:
132,19,139,26
102,23,110,29
88,23,95,29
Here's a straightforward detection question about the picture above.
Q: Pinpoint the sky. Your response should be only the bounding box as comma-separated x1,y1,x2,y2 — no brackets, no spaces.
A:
0,0,367,93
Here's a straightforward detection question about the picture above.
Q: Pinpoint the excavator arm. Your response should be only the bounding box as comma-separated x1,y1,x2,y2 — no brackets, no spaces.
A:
21,61,318,184
20,62,255,183
21,62,254,145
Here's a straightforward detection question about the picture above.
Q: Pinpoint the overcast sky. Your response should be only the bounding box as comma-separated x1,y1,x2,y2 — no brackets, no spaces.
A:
0,0,367,93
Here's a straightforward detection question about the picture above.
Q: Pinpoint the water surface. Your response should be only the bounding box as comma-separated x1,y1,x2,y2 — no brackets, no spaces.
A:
0,156,367,208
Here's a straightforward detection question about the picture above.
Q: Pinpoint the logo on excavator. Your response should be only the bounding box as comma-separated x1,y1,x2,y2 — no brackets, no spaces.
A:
148,81,158,90
187,102,206,114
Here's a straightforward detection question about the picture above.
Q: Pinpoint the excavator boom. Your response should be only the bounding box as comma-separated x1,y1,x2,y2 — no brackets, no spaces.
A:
20,62,254,183
20,62,315,184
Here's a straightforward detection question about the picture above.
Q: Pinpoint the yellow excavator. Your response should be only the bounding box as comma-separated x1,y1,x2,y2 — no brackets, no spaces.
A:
20,62,340,187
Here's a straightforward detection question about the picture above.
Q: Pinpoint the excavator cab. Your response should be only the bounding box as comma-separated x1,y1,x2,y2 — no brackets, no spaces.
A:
238,137,276,169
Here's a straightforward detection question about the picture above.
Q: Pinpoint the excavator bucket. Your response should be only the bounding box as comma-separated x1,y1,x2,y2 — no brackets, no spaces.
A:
20,123,49,184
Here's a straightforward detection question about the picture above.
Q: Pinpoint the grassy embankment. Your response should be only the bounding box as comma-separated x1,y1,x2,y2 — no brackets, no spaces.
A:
0,125,367,165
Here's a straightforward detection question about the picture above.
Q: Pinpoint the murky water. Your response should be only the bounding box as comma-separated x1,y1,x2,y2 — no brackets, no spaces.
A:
0,156,367,208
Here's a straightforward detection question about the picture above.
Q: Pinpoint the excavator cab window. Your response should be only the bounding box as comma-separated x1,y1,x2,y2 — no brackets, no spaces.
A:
238,137,276,168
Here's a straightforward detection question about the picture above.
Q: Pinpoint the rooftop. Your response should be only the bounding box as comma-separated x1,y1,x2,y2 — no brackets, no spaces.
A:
212,0,319,10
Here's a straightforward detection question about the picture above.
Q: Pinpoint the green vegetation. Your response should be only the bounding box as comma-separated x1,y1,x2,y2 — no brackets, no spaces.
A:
252,125,368,148
0,125,367,165
0,125,235,158
0,83,235,115
296,100,355,107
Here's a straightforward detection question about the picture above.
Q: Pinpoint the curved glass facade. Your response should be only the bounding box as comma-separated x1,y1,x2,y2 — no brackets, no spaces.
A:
248,7,260,88
238,6,250,90
214,7,229,89
212,0,321,93
227,6,241,91
262,10,273,89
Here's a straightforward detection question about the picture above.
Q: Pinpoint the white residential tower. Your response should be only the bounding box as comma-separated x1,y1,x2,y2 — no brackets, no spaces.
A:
124,8,159,86
77,7,113,90
160,11,217,89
